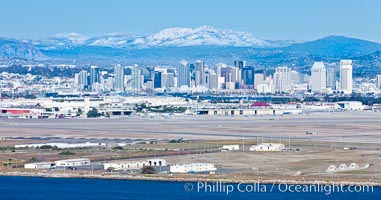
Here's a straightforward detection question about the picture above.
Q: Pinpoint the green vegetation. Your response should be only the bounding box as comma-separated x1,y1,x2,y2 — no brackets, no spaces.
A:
87,108,101,118
169,138,187,143
59,151,76,155
141,166,156,174
39,145,59,150
148,105,187,113
29,157,39,162
112,146,124,150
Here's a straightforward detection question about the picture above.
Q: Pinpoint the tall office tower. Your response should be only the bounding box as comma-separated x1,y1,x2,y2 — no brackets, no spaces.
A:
194,70,201,87
74,73,80,86
311,62,327,93
290,71,300,85
254,70,265,90
234,60,245,69
216,63,226,77
273,66,291,93
113,64,124,91
153,71,162,89
221,67,232,82
340,60,353,94
241,66,255,89
209,73,219,90
131,64,142,92
195,60,205,86
166,73,175,88
377,75,381,89
78,70,89,90
90,66,100,85
326,64,336,89
177,60,190,87
160,73,168,89
195,60,205,72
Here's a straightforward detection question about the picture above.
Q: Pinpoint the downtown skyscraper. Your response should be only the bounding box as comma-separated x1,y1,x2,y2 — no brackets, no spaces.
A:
340,60,353,94
113,64,124,92
311,62,326,93
177,60,190,87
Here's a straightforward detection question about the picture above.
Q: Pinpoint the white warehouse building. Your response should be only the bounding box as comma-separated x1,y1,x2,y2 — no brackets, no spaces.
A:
54,158,91,167
103,159,167,170
220,145,240,151
249,143,286,152
170,163,217,173
24,162,55,169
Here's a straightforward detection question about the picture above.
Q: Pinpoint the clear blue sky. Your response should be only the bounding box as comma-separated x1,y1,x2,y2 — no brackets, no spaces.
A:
1,0,380,41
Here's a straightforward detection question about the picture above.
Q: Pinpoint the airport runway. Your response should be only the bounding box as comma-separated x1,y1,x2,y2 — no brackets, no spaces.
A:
1,111,381,143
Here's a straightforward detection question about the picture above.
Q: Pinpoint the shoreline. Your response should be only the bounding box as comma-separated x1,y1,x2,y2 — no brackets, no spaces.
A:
1,171,380,187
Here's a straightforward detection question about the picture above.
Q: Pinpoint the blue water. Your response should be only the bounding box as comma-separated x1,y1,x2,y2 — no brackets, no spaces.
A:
0,176,380,200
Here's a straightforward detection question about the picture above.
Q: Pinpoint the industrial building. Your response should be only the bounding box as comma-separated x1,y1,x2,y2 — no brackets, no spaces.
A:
103,159,167,171
54,158,91,167
170,163,216,173
24,162,55,169
249,143,286,152
220,145,240,151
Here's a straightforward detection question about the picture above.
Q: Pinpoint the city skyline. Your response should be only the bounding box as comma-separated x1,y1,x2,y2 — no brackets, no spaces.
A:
1,0,380,42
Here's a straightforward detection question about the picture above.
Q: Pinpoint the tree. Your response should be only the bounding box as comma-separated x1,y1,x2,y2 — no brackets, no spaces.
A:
87,108,100,118
141,166,156,174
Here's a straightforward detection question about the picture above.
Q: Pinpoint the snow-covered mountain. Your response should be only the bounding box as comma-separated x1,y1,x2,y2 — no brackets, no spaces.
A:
33,33,89,50
33,26,295,49
142,25,275,47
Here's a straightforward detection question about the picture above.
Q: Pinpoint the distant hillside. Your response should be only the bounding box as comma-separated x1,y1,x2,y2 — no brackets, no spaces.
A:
284,36,381,57
0,38,45,60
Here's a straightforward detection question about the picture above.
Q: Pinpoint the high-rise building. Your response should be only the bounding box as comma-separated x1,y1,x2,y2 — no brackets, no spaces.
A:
273,67,291,93
254,70,265,90
290,70,300,85
311,62,327,93
377,75,381,89
153,71,162,89
326,64,336,89
90,66,100,85
209,73,219,90
340,60,353,94
177,60,190,87
113,64,124,91
78,70,89,90
241,66,255,89
234,60,246,69
131,64,142,92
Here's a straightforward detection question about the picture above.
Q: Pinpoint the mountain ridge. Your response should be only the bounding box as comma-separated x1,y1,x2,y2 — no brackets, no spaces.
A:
1,26,381,61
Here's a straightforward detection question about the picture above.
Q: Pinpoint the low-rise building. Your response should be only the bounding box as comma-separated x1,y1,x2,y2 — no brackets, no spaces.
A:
54,158,91,167
24,162,55,169
220,145,240,151
249,143,286,152
336,101,364,110
103,159,167,170
170,163,216,173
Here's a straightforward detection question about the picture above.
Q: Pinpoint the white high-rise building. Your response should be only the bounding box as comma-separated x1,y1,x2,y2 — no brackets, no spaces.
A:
113,64,124,92
311,62,326,93
177,60,190,87
273,67,291,93
130,64,142,93
340,60,353,94
254,71,265,90
209,73,219,90
377,75,381,89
